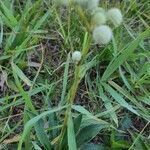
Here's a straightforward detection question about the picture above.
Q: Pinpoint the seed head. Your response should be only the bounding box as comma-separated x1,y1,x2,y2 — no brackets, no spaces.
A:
72,51,82,63
92,12,106,26
75,0,99,10
87,0,100,10
75,0,87,8
92,25,113,44
91,7,105,15
56,0,72,6
107,8,123,27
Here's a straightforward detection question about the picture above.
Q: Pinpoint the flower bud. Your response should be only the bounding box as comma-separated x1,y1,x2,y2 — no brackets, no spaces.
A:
107,8,123,27
92,12,106,26
92,25,113,44
72,51,82,63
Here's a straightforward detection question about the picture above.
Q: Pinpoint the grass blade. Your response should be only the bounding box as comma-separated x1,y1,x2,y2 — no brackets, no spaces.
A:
101,28,150,81
103,83,139,116
18,105,68,150
67,112,77,150
11,62,32,86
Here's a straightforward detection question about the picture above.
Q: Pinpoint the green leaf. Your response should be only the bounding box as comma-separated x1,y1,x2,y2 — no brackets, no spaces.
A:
103,83,139,116
76,124,108,147
74,114,82,134
11,62,32,86
28,112,52,150
72,105,108,125
0,0,18,27
98,84,118,126
80,143,105,150
59,53,70,105
101,28,150,81
18,105,68,150
129,131,150,150
0,17,3,45
12,64,36,113
67,112,77,150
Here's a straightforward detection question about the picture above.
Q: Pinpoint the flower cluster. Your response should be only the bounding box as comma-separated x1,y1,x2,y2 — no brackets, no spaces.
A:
58,0,123,44
57,0,123,62
91,7,123,44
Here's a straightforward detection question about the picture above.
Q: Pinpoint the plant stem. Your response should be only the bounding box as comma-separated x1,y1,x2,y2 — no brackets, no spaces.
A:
58,33,92,149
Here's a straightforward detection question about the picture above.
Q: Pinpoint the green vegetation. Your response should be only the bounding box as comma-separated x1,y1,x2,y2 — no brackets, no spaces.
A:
0,0,150,149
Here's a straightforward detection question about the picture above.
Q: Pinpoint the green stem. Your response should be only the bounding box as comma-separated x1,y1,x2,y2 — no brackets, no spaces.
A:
58,33,92,149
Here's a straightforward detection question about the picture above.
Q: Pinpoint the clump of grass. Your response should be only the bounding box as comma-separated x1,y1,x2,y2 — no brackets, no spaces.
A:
0,0,150,150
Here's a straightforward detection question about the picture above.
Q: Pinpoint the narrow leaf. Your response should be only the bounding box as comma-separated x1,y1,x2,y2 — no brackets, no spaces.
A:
11,62,32,86
67,112,77,150
101,28,150,81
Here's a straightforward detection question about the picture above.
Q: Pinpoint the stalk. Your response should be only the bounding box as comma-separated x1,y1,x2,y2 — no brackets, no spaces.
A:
58,32,91,149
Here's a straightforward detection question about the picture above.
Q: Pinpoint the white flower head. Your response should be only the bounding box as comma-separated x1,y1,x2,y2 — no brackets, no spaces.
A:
56,0,72,6
92,25,113,44
75,0,99,10
107,8,123,27
92,12,106,26
72,51,82,63
91,7,105,15
75,0,88,8
87,0,100,10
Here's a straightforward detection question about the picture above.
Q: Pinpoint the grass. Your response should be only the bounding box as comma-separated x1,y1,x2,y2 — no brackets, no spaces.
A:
0,0,150,149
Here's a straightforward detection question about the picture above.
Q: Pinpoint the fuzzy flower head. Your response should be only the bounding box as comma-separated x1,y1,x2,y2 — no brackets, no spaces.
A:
92,12,106,26
72,51,82,63
55,0,72,6
92,25,113,44
107,8,123,27
87,0,100,10
91,7,105,15
75,0,99,10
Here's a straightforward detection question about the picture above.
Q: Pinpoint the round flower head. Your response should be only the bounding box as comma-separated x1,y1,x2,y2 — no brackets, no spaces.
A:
75,0,99,10
87,0,100,10
107,8,123,27
56,0,72,6
91,7,105,15
75,0,88,8
92,12,106,26
92,25,113,44
72,51,82,63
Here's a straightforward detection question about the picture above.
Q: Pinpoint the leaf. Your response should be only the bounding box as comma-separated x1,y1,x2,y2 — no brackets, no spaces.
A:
129,131,150,150
72,105,109,125
0,0,18,27
28,112,52,150
11,62,32,86
103,83,139,115
74,114,82,134
98,84,118,126
0,17,3,45
119,66,133,91
72,105,92,117
59,53,70,105
18,105,68,150
76,124,108,147
67,112,77,150
32,142,42,150
80,143,105,150
101,28,150,81
12,65,36,112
